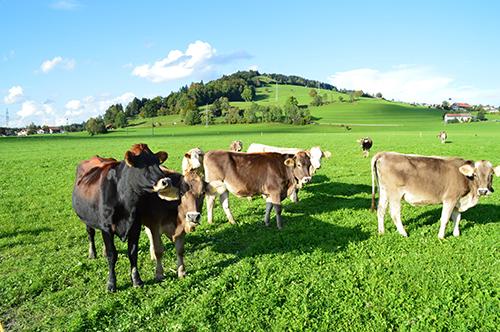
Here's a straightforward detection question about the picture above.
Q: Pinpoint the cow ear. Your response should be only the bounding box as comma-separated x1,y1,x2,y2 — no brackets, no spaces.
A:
184,153,191,159
324,151,332,158
284,158,295,167
459,164,474,177
156,151,168,164
494,165,500,177
125,151,135,167
158,186,179,201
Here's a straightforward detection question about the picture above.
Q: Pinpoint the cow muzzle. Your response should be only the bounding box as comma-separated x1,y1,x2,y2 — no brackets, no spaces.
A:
185,212,201,232
478,188,491,196
153,177,172,192
300,176,312,185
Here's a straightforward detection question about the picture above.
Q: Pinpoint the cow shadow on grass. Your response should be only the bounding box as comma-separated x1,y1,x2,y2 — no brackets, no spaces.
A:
0,226,54,250
399,203,500,233
188,213,370,275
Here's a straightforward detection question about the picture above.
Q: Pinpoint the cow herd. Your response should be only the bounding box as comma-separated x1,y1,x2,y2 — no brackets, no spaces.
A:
72,135,499,291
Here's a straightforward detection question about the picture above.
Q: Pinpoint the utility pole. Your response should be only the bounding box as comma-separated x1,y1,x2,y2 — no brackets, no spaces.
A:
205,103,209,127
275,80,278,103
5,108,9,127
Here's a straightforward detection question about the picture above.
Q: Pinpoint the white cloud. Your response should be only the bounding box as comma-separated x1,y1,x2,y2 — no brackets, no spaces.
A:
40,56,76,73
328,65,500,105
4,85,24,104
65,99,82,110
17,101,39,118
132,40,251,83
50,0,80,10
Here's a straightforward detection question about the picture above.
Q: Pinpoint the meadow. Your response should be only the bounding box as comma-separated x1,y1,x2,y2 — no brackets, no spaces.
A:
1,91,499,331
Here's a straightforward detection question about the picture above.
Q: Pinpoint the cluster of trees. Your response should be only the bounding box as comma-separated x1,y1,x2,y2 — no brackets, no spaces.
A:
85,117,107,135
266,73,337,91
183,96,311,126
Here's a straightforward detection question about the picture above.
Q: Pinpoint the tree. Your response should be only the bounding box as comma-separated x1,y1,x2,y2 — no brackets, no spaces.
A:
309,89,318,98
114,111,128,128
338,96,345,103
283,96,300,124
243,103,259,123
104,104,123,127
86,117,107,135
375,92,383,98
184,108,201,125
225,107,242,124
241,85,254,102
125,97,142,117
477,109,487,121
310,94,323,106
26,122,38,135
354,90,363,100
442,100,450,110
269,105,283,122
200,109,214,125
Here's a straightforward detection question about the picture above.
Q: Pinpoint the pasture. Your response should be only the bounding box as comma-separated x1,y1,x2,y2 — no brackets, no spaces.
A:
1,103,499,330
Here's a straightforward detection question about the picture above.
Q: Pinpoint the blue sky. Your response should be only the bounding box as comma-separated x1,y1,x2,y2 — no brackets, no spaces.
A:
1,0,499,126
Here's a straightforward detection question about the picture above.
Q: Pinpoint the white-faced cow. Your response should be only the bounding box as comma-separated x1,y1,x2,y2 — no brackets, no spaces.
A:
438,131,447,144
371,151,500,239
358,137,373,158
229,140,243,152
204,150,312,229
140,168,205,280
72,144,171,291
247,143,331,174
181,147,204,176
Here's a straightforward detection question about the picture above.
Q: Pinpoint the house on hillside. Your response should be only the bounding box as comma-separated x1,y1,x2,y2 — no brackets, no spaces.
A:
48,126,63,134
451,102,472,111
17,129,28,136
483,105,499,113
37,129,46,134
444,113,473,123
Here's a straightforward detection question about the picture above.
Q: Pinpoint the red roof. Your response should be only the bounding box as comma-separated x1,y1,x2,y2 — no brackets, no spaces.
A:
453,102,471,108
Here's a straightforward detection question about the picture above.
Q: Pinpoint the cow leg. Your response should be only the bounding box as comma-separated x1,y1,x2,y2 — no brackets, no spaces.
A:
290,189,299,203
389,197,407,237
127,221,143,287
146,226,164,281
86,225,97,259
101,231,117,292
175,234,186,278
451,209,462,237
363,150,369,158
220,191,236,224
206,193,216,224
377,188,389,234
143,226,156,260
273,204,283,230
438,202,455,239
264,202,273,226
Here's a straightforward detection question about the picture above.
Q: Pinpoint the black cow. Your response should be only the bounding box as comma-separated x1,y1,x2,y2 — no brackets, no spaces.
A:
72,144,170,291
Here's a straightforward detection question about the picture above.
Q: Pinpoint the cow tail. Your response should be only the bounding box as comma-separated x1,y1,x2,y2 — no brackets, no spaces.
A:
370,154,379,212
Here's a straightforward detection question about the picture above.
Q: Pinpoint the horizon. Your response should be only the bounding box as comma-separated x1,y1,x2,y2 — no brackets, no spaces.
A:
2,0,500,127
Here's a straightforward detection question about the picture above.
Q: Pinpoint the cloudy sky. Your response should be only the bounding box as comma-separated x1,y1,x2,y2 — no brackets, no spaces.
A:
1,0,499,127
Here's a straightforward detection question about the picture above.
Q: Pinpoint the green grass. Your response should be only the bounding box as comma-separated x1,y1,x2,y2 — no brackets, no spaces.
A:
1,92,499,331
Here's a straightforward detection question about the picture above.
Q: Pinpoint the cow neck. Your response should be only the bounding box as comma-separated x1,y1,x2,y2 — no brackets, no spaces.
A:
116,162,147,205
286,164,299,189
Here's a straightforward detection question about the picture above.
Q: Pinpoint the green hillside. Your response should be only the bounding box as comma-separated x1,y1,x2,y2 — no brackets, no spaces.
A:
129,82,445,130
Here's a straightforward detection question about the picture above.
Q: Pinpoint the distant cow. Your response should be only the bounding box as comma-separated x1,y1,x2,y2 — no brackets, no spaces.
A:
141,168,205,280
72,144,171,291
371,152,500,239
182,147,204,176
437,131,447,144
204,151,312,229
358,137,373,157
229,140,243,152
247,143,331,174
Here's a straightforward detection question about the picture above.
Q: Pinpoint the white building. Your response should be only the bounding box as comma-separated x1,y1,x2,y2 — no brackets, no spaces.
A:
444,113,473,123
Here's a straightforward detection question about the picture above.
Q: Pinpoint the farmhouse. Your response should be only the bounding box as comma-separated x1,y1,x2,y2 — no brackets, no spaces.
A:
444,113,473,123
48,126,63,134
16,129,28,136
484,105,499,113
451,102,472,111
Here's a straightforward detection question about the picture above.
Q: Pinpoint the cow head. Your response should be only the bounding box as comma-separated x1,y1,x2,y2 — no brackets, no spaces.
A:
124,144,170,193
308,146,331,174
459,161,500,196
229,140,243,152
285,151,312,188
178,170,206,233
182,147,204,175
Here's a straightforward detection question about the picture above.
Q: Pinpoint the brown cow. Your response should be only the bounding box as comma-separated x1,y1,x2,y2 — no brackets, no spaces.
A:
229,140,243,152
357,137,373,157
140,169,205,280
181,147,204,176
371,152,500,239
204,151,312,229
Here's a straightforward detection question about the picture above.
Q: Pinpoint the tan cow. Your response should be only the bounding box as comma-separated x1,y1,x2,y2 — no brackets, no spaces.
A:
246,143,331,174
141,169,205,280
204,150,312,229
437,131,447,144
371,152,500,239
229,140,243,152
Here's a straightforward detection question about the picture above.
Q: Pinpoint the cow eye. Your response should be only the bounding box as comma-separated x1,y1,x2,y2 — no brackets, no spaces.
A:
297,163,302,167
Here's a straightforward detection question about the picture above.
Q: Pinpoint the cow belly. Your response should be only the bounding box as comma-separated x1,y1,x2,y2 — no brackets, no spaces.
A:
402,191,441,206
225,181,256,197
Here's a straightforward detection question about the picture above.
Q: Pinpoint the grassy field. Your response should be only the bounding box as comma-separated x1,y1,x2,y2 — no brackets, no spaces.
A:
1,95,499,330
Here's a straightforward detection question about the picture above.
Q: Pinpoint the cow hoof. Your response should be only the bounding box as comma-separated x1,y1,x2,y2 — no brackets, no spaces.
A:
88,252,96,259
453,230,460,237
107,282,116,292
177,268,186,279
438,234,445,240
155,274,165,282
133,279,144,287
